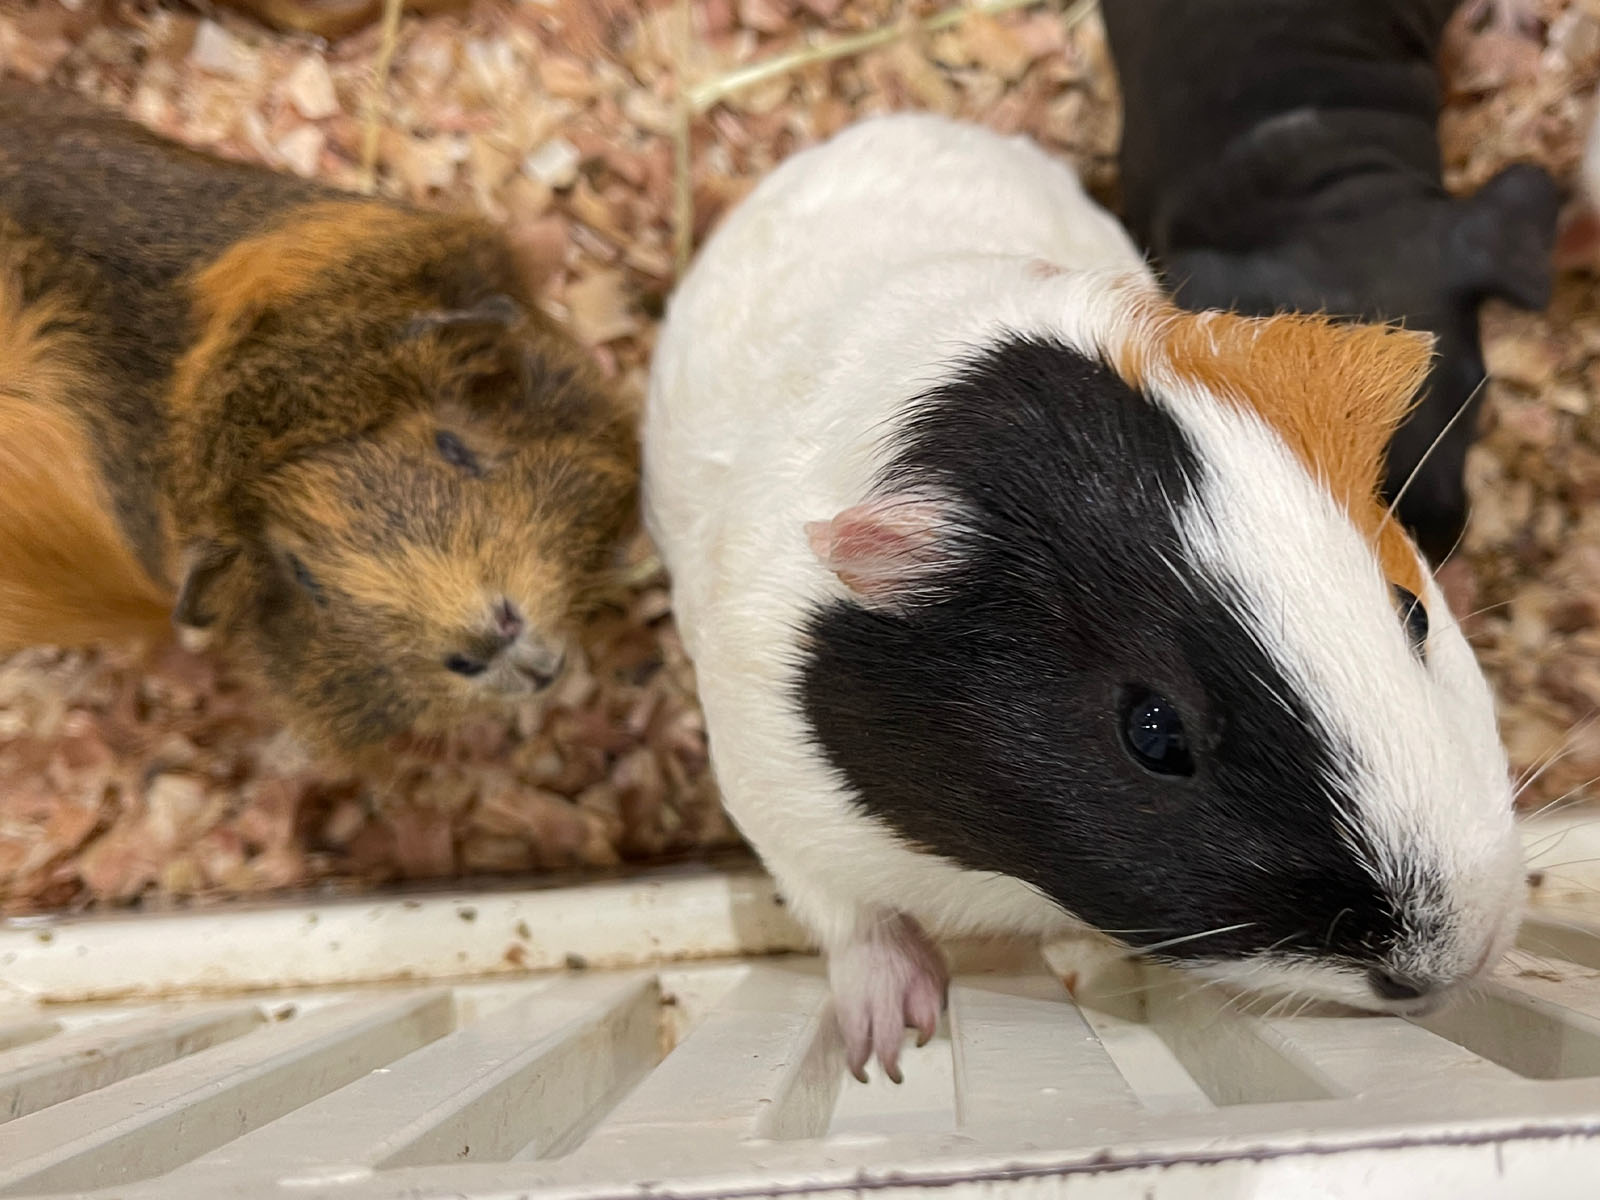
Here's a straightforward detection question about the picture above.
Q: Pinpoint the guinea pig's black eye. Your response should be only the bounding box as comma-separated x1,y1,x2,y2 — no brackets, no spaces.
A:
434,430,483,477
1393,585,1428,657
285,553,322,599
1121,688,1195,777
445,653,488,678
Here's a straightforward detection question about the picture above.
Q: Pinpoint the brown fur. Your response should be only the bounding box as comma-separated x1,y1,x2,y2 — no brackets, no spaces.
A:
1116,297,1434,601
0,84,639,760
214,0,470,40
0,244,172,648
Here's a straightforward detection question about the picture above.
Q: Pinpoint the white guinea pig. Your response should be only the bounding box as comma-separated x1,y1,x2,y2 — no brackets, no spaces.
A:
644,113,1525,1083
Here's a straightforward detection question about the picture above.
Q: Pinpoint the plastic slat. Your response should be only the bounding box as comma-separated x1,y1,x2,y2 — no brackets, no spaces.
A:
166,972,658,1182
0,1019,59,1056
559,962,841,1157
0,990,452,1196
1419,953,1600,1080
1254,1013,1525,1097
0,1004,264,1124
949,975,1142,1135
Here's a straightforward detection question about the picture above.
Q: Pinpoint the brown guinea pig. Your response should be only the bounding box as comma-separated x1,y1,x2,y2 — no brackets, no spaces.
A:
0,82,639,762
201,0,470,41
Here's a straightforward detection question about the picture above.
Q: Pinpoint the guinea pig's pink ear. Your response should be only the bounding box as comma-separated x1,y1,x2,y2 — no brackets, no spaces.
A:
805,496,956,607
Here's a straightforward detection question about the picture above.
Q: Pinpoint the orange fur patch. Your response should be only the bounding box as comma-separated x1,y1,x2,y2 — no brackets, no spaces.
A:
181,200,432,341
0,274,173,649
1116,300,1434,601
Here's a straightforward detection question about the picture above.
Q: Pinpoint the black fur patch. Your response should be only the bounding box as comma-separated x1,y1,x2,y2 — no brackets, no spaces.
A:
795,337,1402,968
1099,0,1559,566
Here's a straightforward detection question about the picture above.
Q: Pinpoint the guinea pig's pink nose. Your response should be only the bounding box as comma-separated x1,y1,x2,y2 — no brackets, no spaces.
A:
493,598,525,642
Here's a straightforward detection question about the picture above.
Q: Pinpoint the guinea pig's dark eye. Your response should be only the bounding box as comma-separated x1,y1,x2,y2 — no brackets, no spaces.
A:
434,430,483,477
285,553,322,599
1393,585,1428,656
1121,688,1195,777
445,653,488,678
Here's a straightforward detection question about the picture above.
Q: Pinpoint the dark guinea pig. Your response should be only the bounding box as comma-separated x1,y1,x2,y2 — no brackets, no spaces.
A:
1100,0,1561,565
0,83,638,762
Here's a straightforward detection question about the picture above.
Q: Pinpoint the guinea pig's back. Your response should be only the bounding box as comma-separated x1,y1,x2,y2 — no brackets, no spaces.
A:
656,115,1138,390
645,114,1142,623
0,82,329,295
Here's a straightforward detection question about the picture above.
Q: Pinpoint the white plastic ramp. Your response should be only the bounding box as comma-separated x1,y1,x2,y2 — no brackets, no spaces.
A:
0,813,1591,1199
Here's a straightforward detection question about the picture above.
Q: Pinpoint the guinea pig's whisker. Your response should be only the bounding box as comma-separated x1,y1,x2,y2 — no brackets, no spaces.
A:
1525,825,1600,874
1099,928,1175,936
1376,375,1489,542
1522,812,1600,857
1263,992,1293,1020
1514,711,1600,801
1503,943,1573,977
1323,906,1354,948
1522,790,1600,844
1128,922,1256,958
1430,509,1474,578
1516,832,1600,876
1522,912,1600,941
1518,772,1600,827
1525,708,1600,782
1080,977,1164,1007
1454,598,1515,626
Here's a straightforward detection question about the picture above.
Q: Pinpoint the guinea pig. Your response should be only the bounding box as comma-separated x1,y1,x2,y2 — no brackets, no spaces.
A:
0,82,638,762
645,112,1525,1083
1100,0,1561,566
204,0,469,41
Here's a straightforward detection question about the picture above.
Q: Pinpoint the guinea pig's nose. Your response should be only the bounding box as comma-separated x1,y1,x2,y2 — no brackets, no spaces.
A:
1367,967,1427,1003
493,598,526,642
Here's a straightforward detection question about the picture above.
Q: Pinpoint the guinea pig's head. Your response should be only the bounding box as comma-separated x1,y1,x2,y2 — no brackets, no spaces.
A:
798,282,1525,1015
231,412,633,755
168,211,638,756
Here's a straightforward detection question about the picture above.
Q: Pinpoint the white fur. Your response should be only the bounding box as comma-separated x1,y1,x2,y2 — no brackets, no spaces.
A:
644,114,1522,1014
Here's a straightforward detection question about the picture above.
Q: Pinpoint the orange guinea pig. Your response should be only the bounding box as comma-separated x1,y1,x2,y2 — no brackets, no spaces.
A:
0,82,639,761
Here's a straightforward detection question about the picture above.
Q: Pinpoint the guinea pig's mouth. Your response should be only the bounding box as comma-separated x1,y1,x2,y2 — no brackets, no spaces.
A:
484,638,570,697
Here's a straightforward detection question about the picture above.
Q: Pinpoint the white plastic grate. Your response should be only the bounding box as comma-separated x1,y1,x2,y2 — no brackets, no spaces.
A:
0,814,1595,1200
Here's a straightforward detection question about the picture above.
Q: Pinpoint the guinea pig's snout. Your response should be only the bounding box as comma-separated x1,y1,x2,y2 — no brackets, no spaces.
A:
494,599,567,694
509,645,566,691
1366,934,1506,1015
449,598,568,696
1367,967,1430,1006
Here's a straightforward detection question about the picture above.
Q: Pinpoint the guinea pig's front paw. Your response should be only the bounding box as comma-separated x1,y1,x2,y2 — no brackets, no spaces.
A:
828,911,949,1085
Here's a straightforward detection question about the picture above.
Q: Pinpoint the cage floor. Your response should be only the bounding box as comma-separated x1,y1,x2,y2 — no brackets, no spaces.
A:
0,814,1598,1200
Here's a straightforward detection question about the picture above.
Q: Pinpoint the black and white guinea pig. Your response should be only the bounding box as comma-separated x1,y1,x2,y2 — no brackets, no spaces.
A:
645,113,1524,1083
1100,0,1560,566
